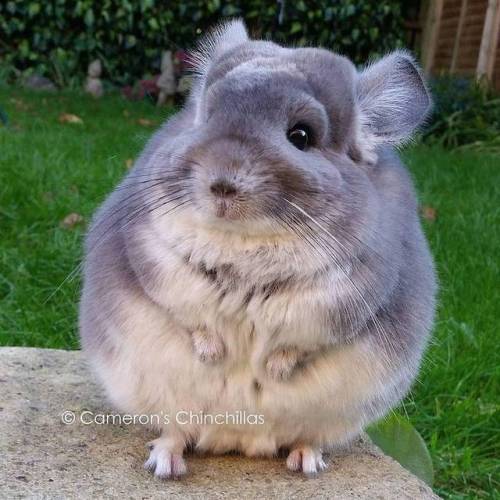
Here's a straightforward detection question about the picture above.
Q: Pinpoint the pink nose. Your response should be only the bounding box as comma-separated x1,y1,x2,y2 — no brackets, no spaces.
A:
210,180,237,198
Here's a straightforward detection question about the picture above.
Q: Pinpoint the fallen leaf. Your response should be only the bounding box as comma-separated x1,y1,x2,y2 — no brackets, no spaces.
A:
125,158,133,169
420,205,437,222
60,212,84,228
137,118,155,127
59,113,83,124
9,98,30,111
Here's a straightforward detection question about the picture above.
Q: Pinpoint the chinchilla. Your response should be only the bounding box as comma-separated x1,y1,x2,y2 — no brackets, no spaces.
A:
79,19,437,478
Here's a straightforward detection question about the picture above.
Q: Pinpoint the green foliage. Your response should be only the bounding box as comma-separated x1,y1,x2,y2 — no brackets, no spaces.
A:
367,413,434,486
0,0,406,86
424,77,500,153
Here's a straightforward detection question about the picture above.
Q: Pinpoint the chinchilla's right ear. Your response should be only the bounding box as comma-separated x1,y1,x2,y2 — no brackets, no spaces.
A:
189,19,249,123
355,51,432,163
190,19,249,78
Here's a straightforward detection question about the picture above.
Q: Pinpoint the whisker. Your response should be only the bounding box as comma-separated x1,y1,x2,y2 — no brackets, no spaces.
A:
281,198,398,363
44,192,192,304
91,181,191,238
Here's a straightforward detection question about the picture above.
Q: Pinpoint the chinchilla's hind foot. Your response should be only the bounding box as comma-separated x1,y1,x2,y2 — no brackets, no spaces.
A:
144,436,187,480
286,446,327,475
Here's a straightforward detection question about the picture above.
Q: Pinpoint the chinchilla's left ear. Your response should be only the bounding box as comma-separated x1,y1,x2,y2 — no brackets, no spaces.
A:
357,50,432,148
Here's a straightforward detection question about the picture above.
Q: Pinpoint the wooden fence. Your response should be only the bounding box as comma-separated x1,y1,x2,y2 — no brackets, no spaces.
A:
421,0,500,88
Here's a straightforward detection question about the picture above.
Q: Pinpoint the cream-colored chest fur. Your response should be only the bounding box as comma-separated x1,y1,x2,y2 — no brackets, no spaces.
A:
132,214,350,366
101,214,395,456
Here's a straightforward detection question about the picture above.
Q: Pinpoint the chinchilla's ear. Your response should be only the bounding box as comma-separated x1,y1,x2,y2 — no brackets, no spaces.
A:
357,51,431,148
190,19,249,77
190,19,249,124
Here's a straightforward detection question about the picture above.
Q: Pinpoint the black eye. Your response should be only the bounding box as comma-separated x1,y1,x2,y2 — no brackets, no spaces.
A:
287,124,311,151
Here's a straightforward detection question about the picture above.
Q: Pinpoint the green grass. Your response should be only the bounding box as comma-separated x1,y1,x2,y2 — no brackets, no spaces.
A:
0,88,498,498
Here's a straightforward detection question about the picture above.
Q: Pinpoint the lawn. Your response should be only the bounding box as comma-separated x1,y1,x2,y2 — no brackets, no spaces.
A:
0,88,498,499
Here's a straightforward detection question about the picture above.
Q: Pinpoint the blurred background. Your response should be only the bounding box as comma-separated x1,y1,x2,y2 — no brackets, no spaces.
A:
1,0,500,149
0,1,498,499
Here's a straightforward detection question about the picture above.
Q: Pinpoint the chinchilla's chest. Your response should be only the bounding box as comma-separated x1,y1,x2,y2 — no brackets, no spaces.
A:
158,253,333,354
135,229,335,350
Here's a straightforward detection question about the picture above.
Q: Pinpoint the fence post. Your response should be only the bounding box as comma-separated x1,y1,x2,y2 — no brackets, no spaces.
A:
421,0,444,74
450,0,468,73
477,0,500,81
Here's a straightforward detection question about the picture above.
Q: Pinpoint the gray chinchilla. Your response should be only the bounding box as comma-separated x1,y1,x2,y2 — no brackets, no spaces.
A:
79,20,437,478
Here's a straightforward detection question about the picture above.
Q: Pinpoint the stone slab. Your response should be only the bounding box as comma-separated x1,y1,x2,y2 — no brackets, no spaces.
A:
0,347,439,499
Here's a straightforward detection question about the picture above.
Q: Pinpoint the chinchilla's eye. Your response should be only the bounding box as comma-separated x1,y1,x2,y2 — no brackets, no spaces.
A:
287,124,311,151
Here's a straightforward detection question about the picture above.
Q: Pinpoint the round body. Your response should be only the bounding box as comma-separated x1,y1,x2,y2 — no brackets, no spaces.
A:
79,21,436,471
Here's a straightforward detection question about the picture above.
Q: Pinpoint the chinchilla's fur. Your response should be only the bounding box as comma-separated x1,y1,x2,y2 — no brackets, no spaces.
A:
79,20,437,477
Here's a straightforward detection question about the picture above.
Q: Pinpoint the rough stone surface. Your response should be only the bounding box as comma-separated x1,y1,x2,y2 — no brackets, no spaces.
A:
157,51,176,93
84,78,104,98
0,348,439,499
87,59,102,78
85,59,103,98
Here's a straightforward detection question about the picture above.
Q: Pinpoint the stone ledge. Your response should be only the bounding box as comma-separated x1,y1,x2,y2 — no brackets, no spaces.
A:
0,347,439,499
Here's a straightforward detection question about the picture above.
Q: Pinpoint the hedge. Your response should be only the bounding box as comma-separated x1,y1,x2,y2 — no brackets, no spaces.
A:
0,0,407,87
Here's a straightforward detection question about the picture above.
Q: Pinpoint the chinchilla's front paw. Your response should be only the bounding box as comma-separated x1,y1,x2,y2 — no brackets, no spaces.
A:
192,329,226,363
266,345,303,381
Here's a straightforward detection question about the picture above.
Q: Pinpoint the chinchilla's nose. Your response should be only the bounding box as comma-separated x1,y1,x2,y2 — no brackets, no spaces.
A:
210,179,238,198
